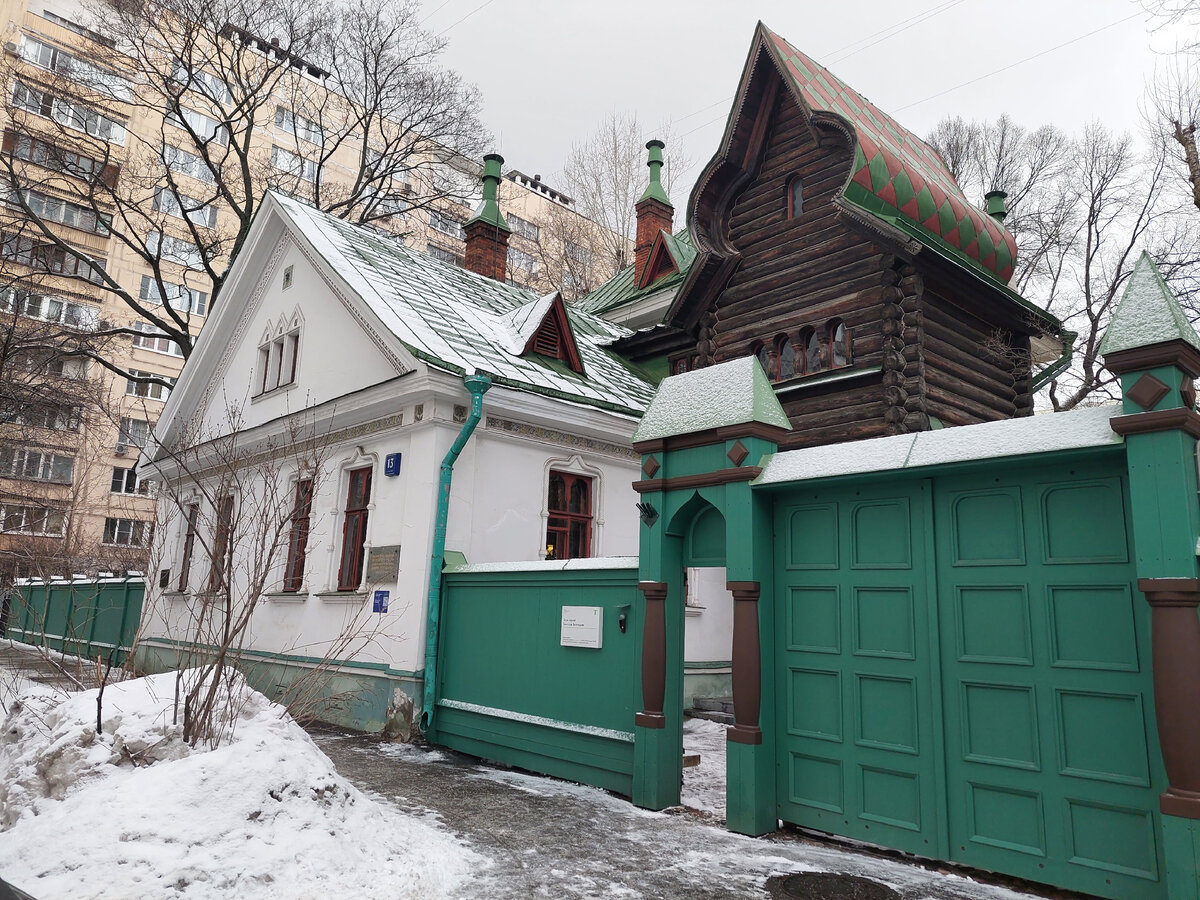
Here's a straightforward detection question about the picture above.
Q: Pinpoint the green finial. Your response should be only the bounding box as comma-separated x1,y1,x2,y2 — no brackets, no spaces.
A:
984,189,1008,223
465,153,511,232
1100,251,1200,356
637,139,672,206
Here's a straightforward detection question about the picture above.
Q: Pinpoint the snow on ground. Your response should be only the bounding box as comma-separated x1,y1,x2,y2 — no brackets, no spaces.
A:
0,670,478,900
682,716,728,820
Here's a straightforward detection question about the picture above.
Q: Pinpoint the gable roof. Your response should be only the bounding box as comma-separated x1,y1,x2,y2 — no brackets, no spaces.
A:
576,227,696,318
759,25,1017,286
269,193,654,415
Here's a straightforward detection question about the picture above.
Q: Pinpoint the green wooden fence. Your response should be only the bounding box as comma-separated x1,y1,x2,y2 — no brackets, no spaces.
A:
429,560,641,796
5,577,144,665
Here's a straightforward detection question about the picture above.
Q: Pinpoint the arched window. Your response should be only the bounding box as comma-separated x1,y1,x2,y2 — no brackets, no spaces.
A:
755,343,776,381
828,319,851,369
786,176,804,219
803,327,823,374
776,334,796,380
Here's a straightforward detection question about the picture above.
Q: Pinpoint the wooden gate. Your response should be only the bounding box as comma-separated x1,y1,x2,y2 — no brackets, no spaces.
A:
775,459,1166,899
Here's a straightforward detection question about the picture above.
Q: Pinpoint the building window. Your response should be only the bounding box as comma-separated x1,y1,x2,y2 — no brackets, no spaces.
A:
829,319,851,369
138,276,207,316
126,370,174,401
9,132,110,181
208,495,233,591
0,228,106,282
153,187,218,229
507,246,538,275
786,176,804,218
337,467,371,591
147,232,204,269
426,243,462,266
256,325,300,395
163,144,217,184
507,213,539,242
9,400,80,431
0,447,74,483
9,187,111,235
118,417,151,449
0,504,65,536
178,504,198,591
0,288,98,328
670,355,699,376
776,334,797,380
131,322,185,357
11,81,127,145
270,145,317,183
545,471,592,561
428,208,463,239
754,342,775,381
111,466,155,495
282,478,312,592
165,106,228,146
274,107,324,144
103,517,152,546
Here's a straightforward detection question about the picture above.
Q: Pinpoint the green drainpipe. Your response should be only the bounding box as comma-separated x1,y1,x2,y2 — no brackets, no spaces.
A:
1031,329,1076,392
421,372,491,731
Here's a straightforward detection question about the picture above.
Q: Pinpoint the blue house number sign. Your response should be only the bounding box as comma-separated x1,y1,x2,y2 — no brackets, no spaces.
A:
384,453,402,477
373,590,389,613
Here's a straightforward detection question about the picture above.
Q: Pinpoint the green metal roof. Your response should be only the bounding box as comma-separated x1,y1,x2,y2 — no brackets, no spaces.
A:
1099,251,1200,356
576,227,696,317
632,356,791,442
272,193,655,416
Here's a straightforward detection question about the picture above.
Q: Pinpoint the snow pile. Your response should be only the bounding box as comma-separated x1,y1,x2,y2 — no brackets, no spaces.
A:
0,671,477,899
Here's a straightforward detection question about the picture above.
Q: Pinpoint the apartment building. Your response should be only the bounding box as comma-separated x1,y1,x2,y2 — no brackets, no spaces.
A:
0,0,628,585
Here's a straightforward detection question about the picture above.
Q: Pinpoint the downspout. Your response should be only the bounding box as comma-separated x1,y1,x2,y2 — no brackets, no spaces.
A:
1031,330,1077,393
421,372,491,731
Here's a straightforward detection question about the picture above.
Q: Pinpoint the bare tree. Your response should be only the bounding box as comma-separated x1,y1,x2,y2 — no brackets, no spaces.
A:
1146,55,1200,214
0,0,487,365
929,116,1199,410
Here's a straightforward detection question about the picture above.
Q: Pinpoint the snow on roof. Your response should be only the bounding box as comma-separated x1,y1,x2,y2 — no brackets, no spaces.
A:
1099,251,1200,356
271,194,655,416
633,356,792,443
754,404,1123,485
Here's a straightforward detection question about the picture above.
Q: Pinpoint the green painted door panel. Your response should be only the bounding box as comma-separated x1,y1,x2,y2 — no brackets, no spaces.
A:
775,482,942,857
934,461,1167,900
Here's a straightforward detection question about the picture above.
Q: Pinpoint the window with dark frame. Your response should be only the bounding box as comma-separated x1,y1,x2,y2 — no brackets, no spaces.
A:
283,478,313,592
829,318,850,368
208,495,233,592
337,467,371,591
545,471,593,561
787,176,804,218
178,503,198,591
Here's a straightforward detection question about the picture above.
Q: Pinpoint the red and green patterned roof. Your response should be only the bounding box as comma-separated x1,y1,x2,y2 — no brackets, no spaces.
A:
764,27,1017,284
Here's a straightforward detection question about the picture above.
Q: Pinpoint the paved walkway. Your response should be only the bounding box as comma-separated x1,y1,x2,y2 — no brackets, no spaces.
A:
313,731,1050,900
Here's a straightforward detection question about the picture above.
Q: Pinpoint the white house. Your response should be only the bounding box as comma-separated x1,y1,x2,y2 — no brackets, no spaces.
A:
135,170,657,735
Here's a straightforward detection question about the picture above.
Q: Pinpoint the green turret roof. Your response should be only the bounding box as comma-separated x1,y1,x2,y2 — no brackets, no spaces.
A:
637,139,671,206
632,356,791,442
1100,252,1200,356
464,153,511,233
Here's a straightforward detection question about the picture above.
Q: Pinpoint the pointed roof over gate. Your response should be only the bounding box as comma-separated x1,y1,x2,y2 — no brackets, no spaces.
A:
1100,252,1200,356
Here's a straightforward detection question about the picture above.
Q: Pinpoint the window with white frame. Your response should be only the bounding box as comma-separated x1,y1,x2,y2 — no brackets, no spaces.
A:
21,36,131,100
103,517,152,546
40,10,116,48
426,243,462,266
118,416,151,448
43,355,88,379
274,107,324,144
126,369,174,400
0,446,74,483
0,229,106,282
130,321,185,357
153,187,217,229
256,323,301,395
10,133,107,180
9,400,80,431
10,188,111,235
163,145,217,184
0,288,98,328
11,81,126,144
165,106,228,146
0,503,65,536
170,59,232,104
111,466,155,495
428,208,463,239
507,213,540,242
270,145,317,183
507,246,538,274
137,276,207,316
147,232,204,268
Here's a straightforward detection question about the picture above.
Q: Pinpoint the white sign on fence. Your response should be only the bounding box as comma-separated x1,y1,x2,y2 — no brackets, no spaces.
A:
560,605,603,649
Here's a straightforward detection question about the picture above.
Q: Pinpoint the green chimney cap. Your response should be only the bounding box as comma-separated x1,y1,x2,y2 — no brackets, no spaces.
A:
984,189,1007,223
465,152,511,233
1100,251,1200,356
637,139,672,207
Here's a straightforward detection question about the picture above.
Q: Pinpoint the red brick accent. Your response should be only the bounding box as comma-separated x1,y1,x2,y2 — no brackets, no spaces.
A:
463,221,510,282
634,196,673,285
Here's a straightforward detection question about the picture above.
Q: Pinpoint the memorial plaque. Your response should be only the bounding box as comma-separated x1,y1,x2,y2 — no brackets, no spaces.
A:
365,544,401,583
560,605,603,649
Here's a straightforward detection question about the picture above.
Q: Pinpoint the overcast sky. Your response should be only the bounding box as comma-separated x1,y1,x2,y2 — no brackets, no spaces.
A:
423,0,1188,201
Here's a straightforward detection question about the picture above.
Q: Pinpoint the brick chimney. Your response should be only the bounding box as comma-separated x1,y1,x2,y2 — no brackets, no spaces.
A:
634,139,673,282
463,153,512,282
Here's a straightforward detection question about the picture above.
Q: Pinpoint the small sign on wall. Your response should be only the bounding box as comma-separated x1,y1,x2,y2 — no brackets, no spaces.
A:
384,453,402,477
366,545,401,583
372,590,389,613
560,605,603,649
